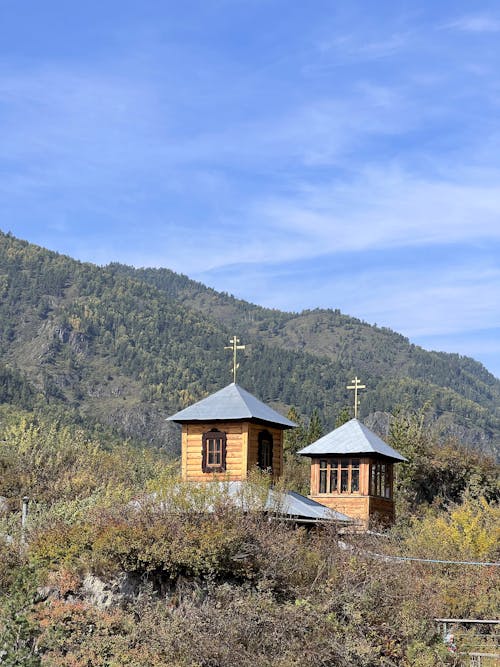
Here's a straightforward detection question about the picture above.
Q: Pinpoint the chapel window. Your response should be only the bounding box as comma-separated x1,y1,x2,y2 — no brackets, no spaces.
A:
202,429,227,473
329,459,338,494
340,460,349,492
317,458,360,494
351,459,360,492
258,430,273,471
370,461,392,498
319,459,328,493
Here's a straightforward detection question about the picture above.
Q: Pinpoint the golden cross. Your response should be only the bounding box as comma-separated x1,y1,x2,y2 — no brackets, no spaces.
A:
224,336,245,383
346,376,366,419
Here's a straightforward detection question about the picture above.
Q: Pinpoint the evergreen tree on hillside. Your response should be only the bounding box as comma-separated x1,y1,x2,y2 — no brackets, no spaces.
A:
335,406,351,428
283,407,306,456
307,408,323,444
0,229,498,456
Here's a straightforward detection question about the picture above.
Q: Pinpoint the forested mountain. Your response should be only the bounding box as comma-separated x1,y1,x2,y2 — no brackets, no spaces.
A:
1,231,499,665
1,230,499,456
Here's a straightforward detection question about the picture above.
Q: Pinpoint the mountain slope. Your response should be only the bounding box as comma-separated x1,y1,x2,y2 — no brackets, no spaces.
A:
111,263,498,404
1,231,499,456
111,262,500,452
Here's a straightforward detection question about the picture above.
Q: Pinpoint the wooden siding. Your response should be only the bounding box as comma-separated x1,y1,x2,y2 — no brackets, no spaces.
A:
309,495,370,526
308,495,394,527
247,424,283,480
182,421,249,482
368,496,395,525
181,421,283,482
308,456,395,527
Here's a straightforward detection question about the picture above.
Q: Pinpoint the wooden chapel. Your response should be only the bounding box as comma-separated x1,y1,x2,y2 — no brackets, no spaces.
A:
167,382,296,482
167,336,297,483
298,419,407,527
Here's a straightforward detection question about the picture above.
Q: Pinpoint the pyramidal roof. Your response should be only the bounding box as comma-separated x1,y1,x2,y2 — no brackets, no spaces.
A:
298,418,407,462
167,383,297,428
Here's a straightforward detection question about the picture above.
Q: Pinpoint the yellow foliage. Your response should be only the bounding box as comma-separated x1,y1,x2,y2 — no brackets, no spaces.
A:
405,497,499,561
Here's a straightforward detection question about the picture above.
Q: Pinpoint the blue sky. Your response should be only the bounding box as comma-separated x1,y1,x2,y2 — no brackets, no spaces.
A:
1,1,500,378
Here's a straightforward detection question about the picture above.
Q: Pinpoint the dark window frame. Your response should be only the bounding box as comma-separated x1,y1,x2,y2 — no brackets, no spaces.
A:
201,429,227,473
257,430,274,471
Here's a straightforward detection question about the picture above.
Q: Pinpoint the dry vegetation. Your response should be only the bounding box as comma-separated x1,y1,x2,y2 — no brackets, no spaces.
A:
0,408,498,666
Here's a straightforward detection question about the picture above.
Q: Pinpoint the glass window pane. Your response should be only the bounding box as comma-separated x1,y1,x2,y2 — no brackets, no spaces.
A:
385,465,391,498
202,431,226,472
259,441,271,469
208,439,214,464
207,438,221,466
341,469,348,493
351,469,359,492
330,467,338,493
319,469,327,493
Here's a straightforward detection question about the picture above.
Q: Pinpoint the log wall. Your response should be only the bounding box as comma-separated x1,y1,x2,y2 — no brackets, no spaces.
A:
308,457,395,527
181,421,284,482
308,494,370,526
247,424,283,479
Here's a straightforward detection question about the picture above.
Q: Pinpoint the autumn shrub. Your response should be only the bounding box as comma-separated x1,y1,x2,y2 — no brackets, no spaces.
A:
88,505,257,580
435,564,500,618
27,482,342,596
27,498,258,583
28,519,95,571
390,409,500,515
22,498,492,666
34,580,458,667
0,567,41,666
400,497,500,562
34,586,373,667
0,535,24,593
34,599,134,667
0,413,171,506
8,443,497,667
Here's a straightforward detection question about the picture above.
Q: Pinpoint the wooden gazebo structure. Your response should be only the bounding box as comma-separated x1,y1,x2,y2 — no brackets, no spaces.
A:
298,418,407,527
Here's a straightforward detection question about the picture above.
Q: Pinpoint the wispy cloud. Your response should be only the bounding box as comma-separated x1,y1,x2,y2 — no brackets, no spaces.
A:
3,63,498,280
315,31,410,64
1,1,500,378
446,15,500,33
0,67,164,171
196,252,500,356
240,166,500,260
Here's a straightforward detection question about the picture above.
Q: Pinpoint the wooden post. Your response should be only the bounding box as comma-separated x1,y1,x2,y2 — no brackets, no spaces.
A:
21,496,29,529
21,495,29,548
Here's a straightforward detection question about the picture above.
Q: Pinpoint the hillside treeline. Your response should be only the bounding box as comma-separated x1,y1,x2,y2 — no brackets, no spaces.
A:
0,230,499,456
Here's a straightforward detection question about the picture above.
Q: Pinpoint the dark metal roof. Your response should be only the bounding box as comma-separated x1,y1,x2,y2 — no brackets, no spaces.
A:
298,418,407,462
167,382,296,428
